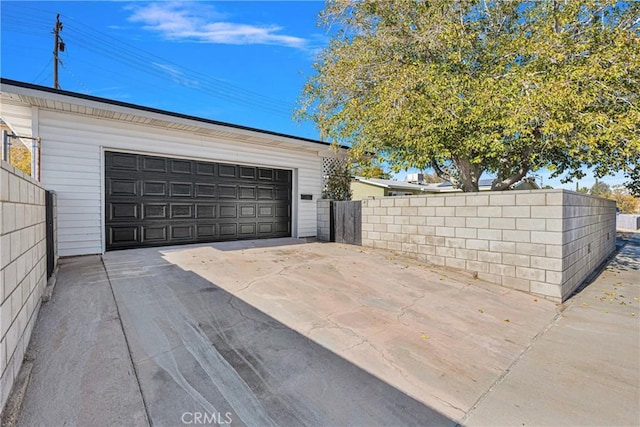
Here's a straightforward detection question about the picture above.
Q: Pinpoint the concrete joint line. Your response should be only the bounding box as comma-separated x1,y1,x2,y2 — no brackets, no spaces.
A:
100,256,152,427
459,309,564,425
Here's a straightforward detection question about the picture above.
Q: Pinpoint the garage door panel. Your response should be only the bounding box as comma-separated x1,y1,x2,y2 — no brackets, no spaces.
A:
170,204,193,219
258,187,274,200
218,185,237,198
258,223,273,234
171,224,194,240
276,221,290,233
276,187,290,200
109,152,139,170
143,203,168,219
276,205,290,218
240,167,256,179
171,159,193,174
170,183,193,197
258,205,274,217
196,224,217,238
196,162,216,176
239,223,256,236
143,181,167,197
105,151,291,250
196,205,216,219
195,184,216,198
109,203,139,221
275,169,291,183
142,156,167,172
218,164,237,178
239,186,256,199
219,205,237,218
219,223,237,237
142,225,168,243
240,205,256,218
109,225,139,246
258,168,274,181
108,178,138,197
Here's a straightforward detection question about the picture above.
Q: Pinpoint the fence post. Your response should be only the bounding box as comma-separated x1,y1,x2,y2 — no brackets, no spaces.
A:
1,130,11,163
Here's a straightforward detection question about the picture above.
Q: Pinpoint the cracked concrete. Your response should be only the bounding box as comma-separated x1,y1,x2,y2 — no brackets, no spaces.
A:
14,236,639,426
160,239,560,421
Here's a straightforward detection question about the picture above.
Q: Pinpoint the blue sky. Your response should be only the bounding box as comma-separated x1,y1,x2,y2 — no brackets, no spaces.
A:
0,1,626,189
1,1,326,137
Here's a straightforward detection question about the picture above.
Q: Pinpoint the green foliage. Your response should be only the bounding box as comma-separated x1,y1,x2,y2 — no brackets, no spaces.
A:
610,186,640,213
589,180,611,198
298,0,640,192
625,166,640,197
323,162,352,200
11,143,31,175
352,159,390,179
421,171,444,183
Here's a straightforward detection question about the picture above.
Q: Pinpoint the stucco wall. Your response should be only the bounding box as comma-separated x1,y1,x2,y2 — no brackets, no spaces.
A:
0,160,48,411
360,189,616,301
351,182,386,201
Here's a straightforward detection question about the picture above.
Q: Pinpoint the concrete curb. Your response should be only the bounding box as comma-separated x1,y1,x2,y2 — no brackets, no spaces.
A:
41,267,58,303
0,361,33,427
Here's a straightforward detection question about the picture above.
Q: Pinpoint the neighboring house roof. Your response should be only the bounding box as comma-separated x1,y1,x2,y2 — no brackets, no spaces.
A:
353,177,430,191
421,178,495,192
0,78,348,151
354,176,540,193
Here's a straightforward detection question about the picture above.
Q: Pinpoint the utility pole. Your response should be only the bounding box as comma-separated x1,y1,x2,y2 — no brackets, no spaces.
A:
52,14,64,89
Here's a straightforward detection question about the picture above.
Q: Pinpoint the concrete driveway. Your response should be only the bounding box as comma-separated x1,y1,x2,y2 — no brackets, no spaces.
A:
15,237,640,426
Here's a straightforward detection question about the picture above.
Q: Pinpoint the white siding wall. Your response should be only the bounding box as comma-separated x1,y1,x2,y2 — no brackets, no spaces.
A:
39,110,323,256
0,101,33,150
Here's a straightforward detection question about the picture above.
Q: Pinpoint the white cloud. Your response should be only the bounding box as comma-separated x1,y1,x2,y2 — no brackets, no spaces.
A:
127,2,307,49
152,62,200,88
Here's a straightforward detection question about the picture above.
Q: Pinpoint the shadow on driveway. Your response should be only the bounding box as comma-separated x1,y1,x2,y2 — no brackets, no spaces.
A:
102,244,456,426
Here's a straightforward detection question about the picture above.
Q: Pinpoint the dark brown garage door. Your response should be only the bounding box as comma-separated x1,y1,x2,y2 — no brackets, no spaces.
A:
105,151,292,250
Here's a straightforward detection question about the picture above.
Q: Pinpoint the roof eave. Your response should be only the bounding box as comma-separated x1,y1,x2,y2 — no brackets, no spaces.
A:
0,78,349,151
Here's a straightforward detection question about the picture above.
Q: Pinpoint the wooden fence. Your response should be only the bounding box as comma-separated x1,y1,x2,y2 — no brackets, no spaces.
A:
331,200,362,245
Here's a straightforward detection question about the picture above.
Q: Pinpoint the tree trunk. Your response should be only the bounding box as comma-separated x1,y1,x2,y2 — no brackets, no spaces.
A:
452,157,481,192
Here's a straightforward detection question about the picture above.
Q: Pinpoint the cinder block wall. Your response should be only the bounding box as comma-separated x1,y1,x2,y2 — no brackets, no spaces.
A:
560,192,617,297
317,199,331,241
616,214,640,230
360,189,616,301
0,160,48,411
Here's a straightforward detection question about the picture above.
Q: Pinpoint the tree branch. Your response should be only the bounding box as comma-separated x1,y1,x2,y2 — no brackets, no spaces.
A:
491,166,529,191
431,159,459,188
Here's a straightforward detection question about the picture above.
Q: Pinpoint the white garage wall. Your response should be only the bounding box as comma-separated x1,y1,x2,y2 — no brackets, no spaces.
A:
38,110,323,256
0,100,33,150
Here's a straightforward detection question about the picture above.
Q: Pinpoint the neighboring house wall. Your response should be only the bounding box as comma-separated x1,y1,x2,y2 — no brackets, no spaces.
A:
351,181,385,200
0,160,48,411
38,110,323,256
360,189,616,301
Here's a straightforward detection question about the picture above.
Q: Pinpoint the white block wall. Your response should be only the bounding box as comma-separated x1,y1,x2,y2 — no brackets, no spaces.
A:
316,199,331,242
360,190,616,301
0,160,47,411
38,110,324,256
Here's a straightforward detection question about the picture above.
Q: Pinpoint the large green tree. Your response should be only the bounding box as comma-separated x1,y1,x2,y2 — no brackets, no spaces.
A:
298,0,640,192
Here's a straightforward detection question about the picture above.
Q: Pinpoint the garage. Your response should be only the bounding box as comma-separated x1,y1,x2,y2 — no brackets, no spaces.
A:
105,151,292,250
1,79,341,256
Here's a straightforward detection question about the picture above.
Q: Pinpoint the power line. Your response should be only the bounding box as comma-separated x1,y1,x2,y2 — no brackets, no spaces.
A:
1,3,297,117
32,58,53,82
